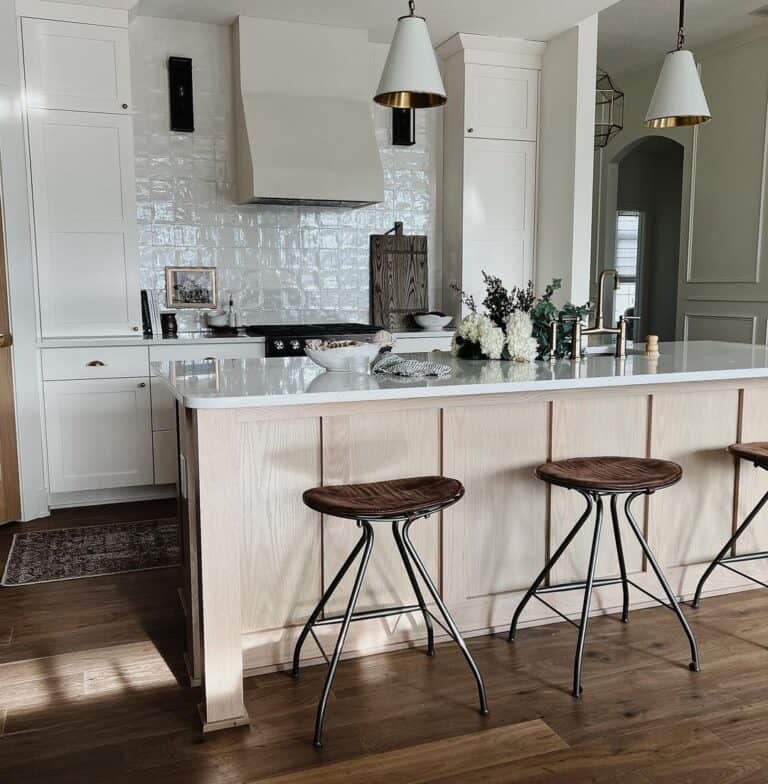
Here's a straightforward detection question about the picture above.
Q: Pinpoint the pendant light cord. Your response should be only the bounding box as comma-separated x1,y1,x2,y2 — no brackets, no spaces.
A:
676,0,686,50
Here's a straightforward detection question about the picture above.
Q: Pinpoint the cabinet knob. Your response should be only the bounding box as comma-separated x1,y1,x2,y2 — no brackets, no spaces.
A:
86,360,106,367
132,326,139,332
138,382,147,388
203,357,216,361
122,103,129,110
467,127,474,133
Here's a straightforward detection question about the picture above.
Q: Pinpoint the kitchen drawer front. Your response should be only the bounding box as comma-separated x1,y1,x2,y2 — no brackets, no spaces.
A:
44,378,153,493
153,429,178,486
42,346,149,380
392,336,453,354
149,343,265,362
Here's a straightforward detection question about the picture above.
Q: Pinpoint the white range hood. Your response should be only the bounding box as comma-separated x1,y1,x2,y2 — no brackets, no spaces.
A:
233,17,385,208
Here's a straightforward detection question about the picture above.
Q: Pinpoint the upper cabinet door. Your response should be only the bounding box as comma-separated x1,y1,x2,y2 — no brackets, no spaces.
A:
465,65,538,141
22,18,131,114
28,109,142,337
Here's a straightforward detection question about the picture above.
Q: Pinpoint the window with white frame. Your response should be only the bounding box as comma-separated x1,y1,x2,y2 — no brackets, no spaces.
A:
613,211,643,324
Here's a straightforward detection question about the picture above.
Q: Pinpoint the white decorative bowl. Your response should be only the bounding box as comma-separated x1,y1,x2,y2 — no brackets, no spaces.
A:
414,313,453,330
305,342,382,372
206,309,229,327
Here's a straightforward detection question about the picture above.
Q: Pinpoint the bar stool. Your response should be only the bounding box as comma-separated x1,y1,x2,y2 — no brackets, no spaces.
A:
693,443,768,607
292,475,489,747
508,456,701,697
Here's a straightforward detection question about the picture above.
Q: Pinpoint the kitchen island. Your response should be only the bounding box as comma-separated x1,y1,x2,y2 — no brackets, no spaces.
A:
154,341,768,731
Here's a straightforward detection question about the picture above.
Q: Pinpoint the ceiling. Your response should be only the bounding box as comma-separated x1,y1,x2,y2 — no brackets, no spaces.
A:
598,0,768,75
48,0,623,44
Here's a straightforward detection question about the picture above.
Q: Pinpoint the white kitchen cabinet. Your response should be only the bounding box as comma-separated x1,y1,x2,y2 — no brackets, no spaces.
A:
21,18,132,114
465,65,538,141
461,138,536,310
392,334,453,354
438,36,543,321
153,429,178,486
27,109,141,337
44,377,153,493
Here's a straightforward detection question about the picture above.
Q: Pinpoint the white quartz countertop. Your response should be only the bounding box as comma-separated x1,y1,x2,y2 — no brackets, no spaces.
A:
151,341,768,410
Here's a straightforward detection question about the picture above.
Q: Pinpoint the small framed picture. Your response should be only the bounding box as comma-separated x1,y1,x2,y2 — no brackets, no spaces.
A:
164,266,217,309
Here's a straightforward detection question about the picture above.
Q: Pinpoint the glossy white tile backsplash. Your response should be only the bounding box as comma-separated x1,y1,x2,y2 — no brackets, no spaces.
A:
130,17,441,330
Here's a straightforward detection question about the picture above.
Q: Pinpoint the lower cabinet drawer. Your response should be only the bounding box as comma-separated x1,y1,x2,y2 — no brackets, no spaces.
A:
392,336,453,354
42,346,149,380
149,343,265,363
44,378,154,493
153,430,178,486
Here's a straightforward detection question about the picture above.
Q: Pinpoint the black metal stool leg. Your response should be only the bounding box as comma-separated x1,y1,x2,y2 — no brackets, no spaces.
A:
401,518,489,715
572,494,603,697
292,522,370,679
313,520,375,747
393,519,435,656
509,492,594,641
610,494,631,623
692,487,768,608
623,492,701,673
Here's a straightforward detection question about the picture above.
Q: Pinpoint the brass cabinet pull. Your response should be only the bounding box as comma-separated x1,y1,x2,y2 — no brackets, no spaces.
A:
203,356,216,361
0,332,12,348
86,360,106,367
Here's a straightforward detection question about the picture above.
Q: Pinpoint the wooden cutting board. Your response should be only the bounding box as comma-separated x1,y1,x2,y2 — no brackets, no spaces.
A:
370,223,428,332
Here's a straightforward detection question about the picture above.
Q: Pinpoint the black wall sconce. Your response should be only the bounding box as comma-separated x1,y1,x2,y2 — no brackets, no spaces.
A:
392,108,416,146
168,56,194,132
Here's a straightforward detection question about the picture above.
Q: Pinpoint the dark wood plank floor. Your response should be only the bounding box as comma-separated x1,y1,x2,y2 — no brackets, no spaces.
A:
2,502,768,782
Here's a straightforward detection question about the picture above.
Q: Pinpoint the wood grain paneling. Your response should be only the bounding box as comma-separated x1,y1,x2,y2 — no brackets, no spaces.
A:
550,395,649,584
240,417,322,633
735,387,768,554
442,402,549,603
649,389,739,568
322,410,440,617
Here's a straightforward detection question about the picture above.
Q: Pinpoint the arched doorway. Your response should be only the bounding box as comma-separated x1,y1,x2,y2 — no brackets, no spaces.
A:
606,136,684,342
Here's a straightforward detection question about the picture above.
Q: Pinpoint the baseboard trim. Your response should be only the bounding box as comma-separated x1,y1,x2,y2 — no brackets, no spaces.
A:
48,485,176,510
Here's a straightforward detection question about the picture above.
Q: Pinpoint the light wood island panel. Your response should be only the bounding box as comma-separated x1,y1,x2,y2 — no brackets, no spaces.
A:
182,378,768,732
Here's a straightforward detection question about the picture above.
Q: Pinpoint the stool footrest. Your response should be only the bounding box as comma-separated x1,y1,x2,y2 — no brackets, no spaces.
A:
314,604,423,627
720,550,768,565
536,576,623,595
718,563,768,591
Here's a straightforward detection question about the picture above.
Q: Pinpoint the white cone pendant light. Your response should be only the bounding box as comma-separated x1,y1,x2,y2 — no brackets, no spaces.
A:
374,0,446,109
644,0,711,128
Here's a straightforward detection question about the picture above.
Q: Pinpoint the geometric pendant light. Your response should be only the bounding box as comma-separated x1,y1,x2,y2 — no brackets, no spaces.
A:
374,0,447,109
644,0,711,128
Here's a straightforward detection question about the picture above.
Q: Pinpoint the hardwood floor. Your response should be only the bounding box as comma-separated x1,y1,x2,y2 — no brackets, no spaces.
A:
3,501,768,782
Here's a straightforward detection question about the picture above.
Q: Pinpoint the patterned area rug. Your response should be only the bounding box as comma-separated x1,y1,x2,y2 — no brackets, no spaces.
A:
1,519,181,586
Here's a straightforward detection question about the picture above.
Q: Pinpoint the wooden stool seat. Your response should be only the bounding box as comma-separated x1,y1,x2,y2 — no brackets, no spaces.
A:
303,476,464,520
729,442,768,466
535,456,682,493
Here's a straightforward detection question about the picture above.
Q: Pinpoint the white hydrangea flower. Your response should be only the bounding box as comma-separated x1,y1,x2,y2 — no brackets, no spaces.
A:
506,311,538,363
478,320,505,360
456,313,487,343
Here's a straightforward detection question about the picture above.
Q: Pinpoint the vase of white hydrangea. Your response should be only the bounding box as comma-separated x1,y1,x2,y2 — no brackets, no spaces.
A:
450,273,592,362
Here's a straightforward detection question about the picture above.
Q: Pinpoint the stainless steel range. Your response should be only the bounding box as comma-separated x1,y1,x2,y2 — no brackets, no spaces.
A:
244,323,382,358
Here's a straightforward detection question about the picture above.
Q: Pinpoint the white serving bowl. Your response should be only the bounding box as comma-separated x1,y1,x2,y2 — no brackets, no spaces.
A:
414,313,453,330
305,342,381,372
206,309,229,327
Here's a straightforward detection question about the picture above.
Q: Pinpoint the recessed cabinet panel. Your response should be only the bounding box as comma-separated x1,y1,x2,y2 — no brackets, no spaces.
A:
462,138,536,305
466,65,538,141
44,378,153,493
22,18,131,113
28,110,141,337
153,429,178,486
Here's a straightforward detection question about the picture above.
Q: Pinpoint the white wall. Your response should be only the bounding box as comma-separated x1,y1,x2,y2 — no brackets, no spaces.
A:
594,23,768,344
536,14,598,306
0,0,48,521
130,17,443,330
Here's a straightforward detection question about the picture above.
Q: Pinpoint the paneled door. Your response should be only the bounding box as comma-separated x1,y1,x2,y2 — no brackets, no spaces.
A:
465,65,538,141
462,138,536,310
27,109,142,337
0,201,21,523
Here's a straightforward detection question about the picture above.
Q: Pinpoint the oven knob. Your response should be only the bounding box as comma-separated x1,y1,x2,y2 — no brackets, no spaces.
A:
290,340,301,351
274,340,284,351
